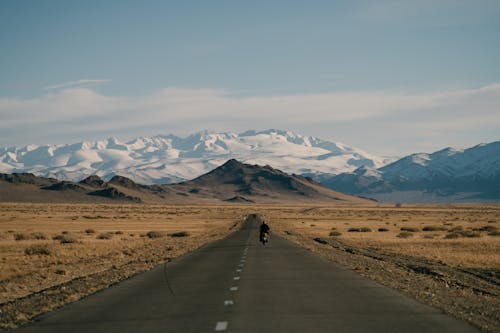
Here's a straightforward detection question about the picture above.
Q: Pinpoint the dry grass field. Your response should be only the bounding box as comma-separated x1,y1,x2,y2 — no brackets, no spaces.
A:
265,205,500,269
0,203,254,328
1,203,499,331
263,205,500,332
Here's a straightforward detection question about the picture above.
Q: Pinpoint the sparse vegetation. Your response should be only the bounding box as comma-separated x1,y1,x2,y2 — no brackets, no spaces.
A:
170,231,190,237
377,228,389,232
147,231,165,238
422,226,447,231
448,226,464,232
96,232,113,240
1,203,499,332
445,230,481,239
347,227,371,232
53,234,77,244
30,232,47,240
267,206,500,333
14,233,29,241
24,244,52,255
313,237,328,244
475,225,497,232
400,227,419,232
329,231,342,236
84,228,96,234
397,231,413,238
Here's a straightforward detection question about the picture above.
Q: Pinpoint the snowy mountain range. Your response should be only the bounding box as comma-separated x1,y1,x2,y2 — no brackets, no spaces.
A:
0,129,392,185
321,141,500,202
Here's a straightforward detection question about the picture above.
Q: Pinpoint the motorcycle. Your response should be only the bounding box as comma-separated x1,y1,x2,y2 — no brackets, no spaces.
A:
260,232,270,245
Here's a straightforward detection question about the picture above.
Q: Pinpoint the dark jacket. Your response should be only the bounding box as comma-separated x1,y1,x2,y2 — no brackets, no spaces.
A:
260,222,270,234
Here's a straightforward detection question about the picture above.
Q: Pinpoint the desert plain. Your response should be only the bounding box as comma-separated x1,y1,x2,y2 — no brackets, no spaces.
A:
0,203,499,331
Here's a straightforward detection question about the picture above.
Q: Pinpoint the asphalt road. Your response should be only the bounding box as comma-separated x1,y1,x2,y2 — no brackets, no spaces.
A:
12,214,480,333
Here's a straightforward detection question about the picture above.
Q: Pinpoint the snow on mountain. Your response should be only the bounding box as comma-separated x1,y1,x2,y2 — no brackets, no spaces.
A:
321,141,500,202
0,129,392,184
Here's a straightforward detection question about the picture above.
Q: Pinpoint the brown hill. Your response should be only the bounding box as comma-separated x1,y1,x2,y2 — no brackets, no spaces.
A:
167,159,371,204
0,160,373,204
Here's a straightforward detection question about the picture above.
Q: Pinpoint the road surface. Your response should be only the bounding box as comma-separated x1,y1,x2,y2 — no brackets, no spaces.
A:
12,214,479,332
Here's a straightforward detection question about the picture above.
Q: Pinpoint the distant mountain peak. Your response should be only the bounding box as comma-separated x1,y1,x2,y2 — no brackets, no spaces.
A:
0,129,392,184
321,140,500,203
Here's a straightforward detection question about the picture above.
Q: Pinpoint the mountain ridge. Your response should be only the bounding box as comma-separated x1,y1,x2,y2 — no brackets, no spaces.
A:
0,159,372,204
0,129,391,184
319,141,500,202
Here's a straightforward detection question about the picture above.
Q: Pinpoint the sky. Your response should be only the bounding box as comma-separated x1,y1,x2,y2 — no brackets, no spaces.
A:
1,0,499,156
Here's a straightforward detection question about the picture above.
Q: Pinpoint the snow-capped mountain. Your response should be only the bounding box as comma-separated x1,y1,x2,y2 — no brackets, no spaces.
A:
321,141,500,202
0,129,392,184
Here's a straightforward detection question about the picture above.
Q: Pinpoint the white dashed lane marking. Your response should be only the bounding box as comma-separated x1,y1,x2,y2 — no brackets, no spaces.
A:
224,300,234,306
233,276,240,280
236,269,242,272
215,321,228,331
230,286,238,291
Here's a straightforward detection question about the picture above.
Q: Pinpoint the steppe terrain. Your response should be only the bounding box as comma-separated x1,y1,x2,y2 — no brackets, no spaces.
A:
0,203,251,329
1,203,499,331
267,205,500,332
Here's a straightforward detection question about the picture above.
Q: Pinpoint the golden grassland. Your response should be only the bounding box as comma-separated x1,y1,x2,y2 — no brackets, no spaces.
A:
262,204,500,332
264,205,500,269
1,203,499,330
0,203,257,304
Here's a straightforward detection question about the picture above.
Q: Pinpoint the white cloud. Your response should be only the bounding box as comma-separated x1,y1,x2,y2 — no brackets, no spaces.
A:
44,79,111,90
0,84,499,155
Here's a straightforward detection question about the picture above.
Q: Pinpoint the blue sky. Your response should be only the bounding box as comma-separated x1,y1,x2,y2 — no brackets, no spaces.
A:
1,0,499,155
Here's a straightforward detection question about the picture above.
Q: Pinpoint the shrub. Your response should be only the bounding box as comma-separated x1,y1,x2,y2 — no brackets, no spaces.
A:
14,233,29,241
115,230,124,235
378,228,389,232
448,226,464,232
170,231,190,237
147,231,165,238
347,227,371,232
25,244,52,255
397,232,413,238
400,227,419,232
422,226,447,232
477,225,497,232
462,231,481,238
445,231,481,239
313,237,328,244
54,234,77,244
85,228,96,234
488,230,500,236
31,232,47,240
96,232,113,240
329,231,342,237
423,234,437,239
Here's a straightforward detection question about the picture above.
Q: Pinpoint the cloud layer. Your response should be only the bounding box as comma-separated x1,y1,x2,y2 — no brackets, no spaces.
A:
1,84,499,155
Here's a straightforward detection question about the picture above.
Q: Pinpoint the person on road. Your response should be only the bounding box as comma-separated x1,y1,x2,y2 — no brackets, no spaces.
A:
260,220,270,244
